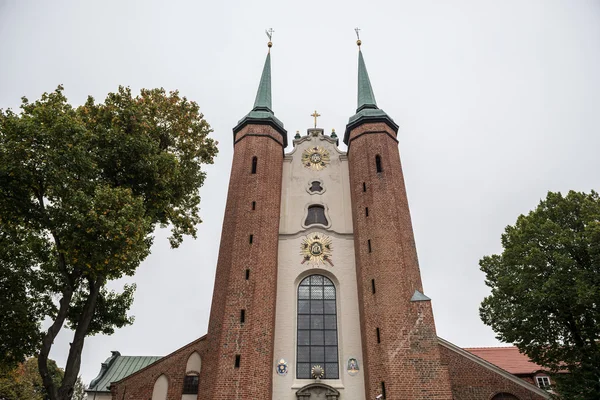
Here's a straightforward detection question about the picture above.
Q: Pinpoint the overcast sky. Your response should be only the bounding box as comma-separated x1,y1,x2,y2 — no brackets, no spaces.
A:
1,0,599,386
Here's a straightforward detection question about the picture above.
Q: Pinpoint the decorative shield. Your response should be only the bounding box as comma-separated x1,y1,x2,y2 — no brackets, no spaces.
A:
276,359,288,376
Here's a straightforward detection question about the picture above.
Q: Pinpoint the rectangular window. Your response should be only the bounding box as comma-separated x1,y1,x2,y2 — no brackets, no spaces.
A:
376,327,381,343
365,207,369,217
368,240,372,253
245,269,250,280
249,234,253,244
363,182,367,192
240,309,245,323
371,279,376,294
252,201,256,210
381,381,386,399
182,375,199,394
235,355,241,368
536,376,551,390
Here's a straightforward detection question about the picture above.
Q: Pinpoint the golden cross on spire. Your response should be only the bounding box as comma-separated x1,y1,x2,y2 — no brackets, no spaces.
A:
311,110,321,128
266,28,274,51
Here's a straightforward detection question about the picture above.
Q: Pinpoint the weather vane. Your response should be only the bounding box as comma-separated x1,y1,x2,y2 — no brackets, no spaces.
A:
355,27,362,47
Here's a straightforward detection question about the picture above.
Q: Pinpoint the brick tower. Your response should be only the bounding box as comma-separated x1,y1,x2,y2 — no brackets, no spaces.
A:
344,41,453,399
199,41,287,400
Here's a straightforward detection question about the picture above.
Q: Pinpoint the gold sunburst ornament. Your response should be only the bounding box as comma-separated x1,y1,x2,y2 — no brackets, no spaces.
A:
300,232,333,267
302,146,330,171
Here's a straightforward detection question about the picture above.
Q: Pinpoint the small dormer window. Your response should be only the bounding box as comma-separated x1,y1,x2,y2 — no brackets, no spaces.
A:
305,205,328,226
536,376,551,390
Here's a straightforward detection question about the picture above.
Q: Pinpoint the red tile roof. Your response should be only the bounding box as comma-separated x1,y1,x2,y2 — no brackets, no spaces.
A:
464,347,546,375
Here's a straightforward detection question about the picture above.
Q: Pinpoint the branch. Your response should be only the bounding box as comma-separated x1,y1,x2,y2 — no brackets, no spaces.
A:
58,275,104,400
35,190,77,288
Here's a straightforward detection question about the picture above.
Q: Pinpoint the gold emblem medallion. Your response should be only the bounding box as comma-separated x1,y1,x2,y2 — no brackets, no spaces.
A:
300,232,333,267
302,146,330,171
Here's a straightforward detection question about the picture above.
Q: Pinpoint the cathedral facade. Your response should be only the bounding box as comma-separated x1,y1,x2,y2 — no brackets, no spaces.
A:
104,40,551,400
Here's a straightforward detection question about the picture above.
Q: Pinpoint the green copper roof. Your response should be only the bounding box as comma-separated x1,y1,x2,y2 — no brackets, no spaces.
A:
357,50,377,112
233,51,287,147
87,352,162,393
253,53,272,112
344,48,398,145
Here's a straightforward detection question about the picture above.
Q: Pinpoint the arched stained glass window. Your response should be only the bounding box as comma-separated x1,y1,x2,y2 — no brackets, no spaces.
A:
305,205,328,226
297,275,339,379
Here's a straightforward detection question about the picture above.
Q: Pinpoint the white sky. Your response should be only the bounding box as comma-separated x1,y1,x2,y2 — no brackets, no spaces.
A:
1,0,599,386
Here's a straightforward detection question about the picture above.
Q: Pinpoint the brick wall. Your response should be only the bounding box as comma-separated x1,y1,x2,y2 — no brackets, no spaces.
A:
438,342,549,400
111,336,209,400
200,124,284,399
346,122,453,399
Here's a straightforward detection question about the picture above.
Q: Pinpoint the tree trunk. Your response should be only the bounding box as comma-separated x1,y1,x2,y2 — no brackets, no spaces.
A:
57,276,104,400
38,287,74,400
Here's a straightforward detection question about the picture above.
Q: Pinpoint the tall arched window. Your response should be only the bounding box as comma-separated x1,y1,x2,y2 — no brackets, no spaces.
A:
305,205,328,226
375,154,382,173
297,275,339,379
251,156,257,174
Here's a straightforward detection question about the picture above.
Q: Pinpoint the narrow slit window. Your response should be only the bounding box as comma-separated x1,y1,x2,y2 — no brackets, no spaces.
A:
240,309,245,323
376,327,381,343
245,269,250,280
235,355,241,368
371,279,376,294
252,201,256,210
368,240,372,253
381,381,386,399
365,207,369,217
376,155,382,173
251,156,257,174
305,205,328,226
363,182,367,192
249,234,253,244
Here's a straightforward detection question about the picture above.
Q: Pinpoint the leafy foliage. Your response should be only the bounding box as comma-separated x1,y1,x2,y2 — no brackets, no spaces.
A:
0,85,217,400
0,358,63,400
480,191,600,398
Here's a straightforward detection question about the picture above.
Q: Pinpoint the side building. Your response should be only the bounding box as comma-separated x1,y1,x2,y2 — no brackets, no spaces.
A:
106,39,552,400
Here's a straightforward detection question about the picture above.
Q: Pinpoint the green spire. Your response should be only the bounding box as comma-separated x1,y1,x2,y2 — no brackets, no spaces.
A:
233,49,287,147
344,46,398,146
357,49,377,112
253,53,272,112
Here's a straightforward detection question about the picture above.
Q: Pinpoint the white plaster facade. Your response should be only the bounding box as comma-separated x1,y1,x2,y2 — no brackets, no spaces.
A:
273,130,366,400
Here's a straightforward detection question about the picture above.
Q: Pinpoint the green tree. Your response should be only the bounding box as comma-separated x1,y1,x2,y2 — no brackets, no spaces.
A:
0,86,217,400
480,190,600,399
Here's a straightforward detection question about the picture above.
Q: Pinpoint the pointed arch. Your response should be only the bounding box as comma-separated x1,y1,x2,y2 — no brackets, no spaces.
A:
186,351,202,374
151,374,168,400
